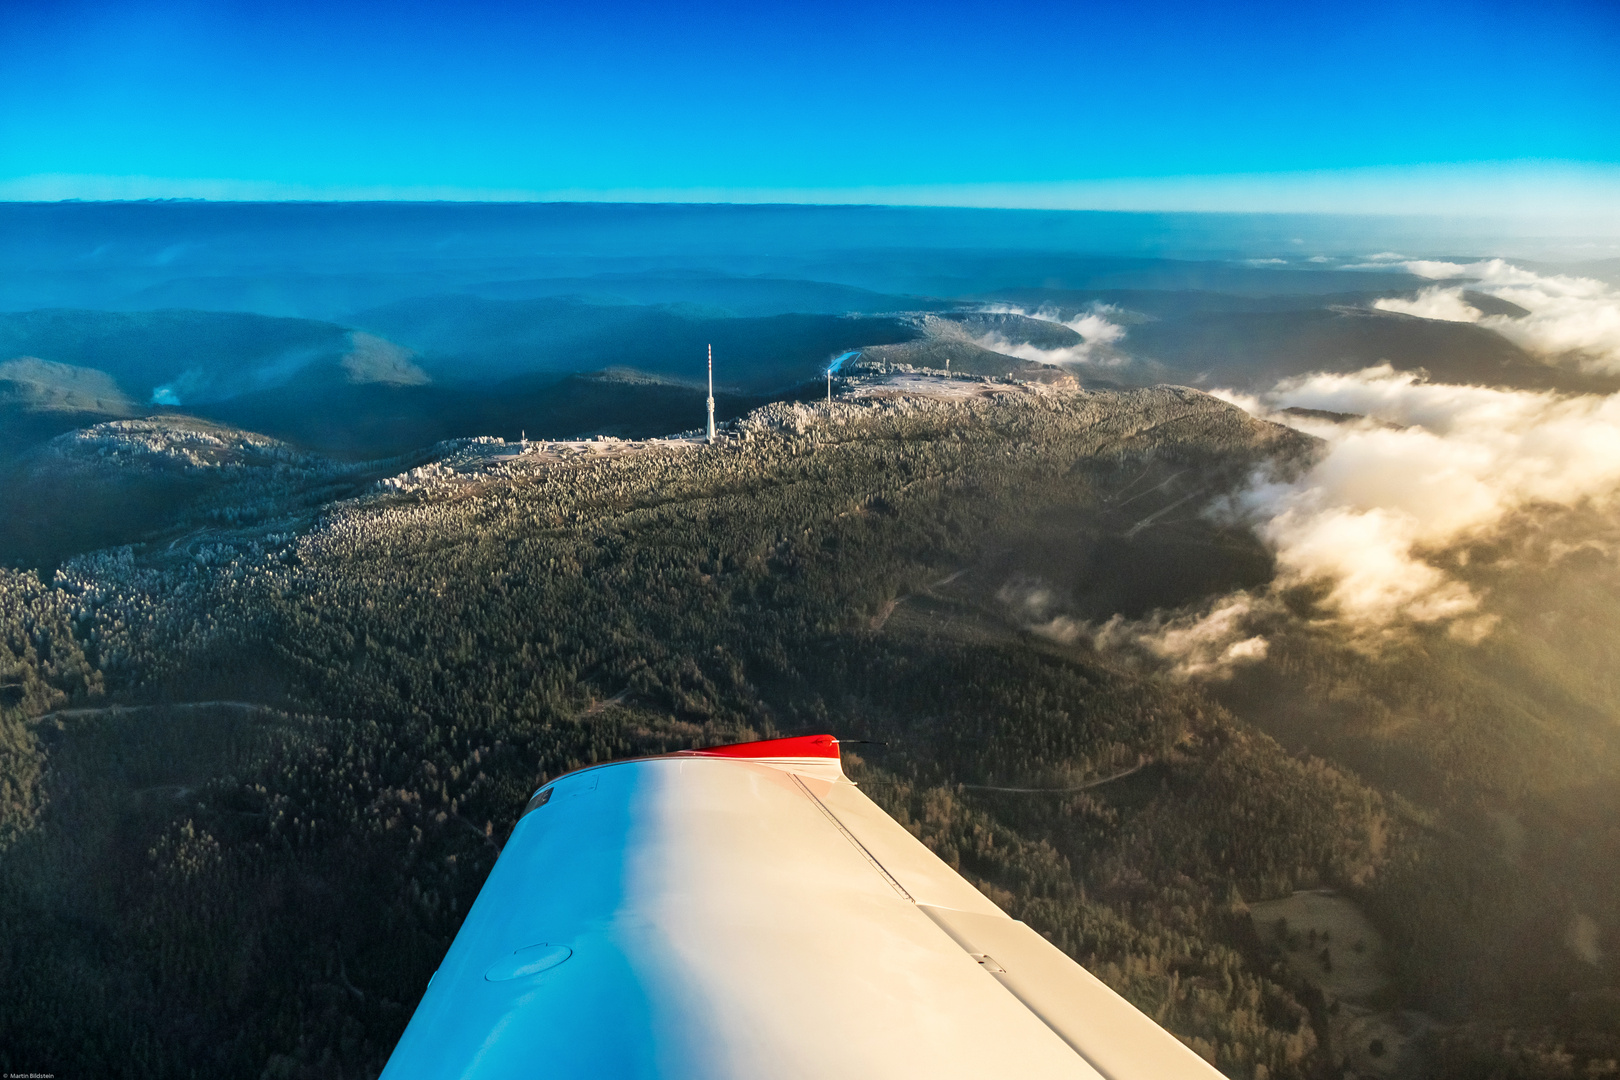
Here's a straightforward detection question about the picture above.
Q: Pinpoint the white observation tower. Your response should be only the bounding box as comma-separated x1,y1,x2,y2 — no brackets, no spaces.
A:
706,344,717,443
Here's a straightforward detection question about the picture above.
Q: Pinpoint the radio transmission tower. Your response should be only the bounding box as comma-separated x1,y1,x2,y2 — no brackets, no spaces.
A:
706,344,717,443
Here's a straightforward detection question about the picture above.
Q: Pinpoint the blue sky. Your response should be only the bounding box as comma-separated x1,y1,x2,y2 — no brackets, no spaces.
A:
2,0,1617,211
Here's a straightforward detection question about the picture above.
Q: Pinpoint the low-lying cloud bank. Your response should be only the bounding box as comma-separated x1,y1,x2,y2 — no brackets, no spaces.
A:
978,304,1129,366
987,258,1620,677
1000,578,1274,682
1226,366,1620,638
1070,365,1620,678
1092,592,1272,680
1368,258,1620,374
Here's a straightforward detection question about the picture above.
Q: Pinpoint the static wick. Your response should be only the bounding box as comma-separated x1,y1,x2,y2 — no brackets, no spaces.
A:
706,344,716,444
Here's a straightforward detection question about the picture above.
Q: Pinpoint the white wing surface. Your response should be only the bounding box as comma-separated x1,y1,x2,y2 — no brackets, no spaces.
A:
380,735,1225,1079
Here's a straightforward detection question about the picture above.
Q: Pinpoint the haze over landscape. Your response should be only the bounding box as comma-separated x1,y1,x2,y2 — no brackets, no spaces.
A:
3,0,1620,1078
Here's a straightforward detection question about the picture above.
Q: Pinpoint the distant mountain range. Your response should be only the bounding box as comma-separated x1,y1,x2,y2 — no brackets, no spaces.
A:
5,270,1611,473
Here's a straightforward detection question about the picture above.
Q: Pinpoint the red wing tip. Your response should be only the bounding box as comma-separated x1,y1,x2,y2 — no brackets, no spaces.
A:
679,734,841,760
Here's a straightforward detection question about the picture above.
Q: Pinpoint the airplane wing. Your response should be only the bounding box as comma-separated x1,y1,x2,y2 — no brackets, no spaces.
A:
380,735,1225,1079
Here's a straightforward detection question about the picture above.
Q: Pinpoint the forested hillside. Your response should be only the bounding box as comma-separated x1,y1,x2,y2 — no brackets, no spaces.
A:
2,381,1617,1078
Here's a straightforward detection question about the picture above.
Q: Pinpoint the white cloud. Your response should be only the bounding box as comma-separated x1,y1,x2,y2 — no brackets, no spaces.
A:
999,578,1271,680
1371,259,1620,373
1397,258,1476,280
1029,364,1620,675
1222,366,1620,635
1373,286,1483,323
1093,593,1272,680
1568,912,1604,966
975,305,1130,367
1205,387,1268,415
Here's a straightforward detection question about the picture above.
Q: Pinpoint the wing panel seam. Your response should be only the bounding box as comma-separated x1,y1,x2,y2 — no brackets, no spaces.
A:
789,773,914,902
